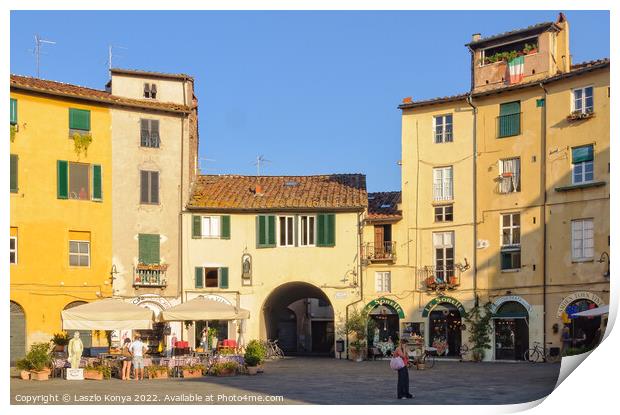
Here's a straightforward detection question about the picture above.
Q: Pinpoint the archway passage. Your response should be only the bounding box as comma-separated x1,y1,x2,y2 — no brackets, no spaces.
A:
494,301,529,360
567,299,601,350
263,282,334,356
428,303,462,357
10,301,26,365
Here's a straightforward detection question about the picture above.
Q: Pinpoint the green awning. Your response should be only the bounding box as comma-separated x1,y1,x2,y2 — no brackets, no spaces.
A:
572,145,593,164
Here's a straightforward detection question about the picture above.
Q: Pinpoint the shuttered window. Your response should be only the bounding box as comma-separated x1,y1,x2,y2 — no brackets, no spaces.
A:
196,267,229,289
572,145,594,184
57,160,69,199
140,119,160,148
192,215,230,239
195,267,204,288
219,267,229,289
140,170,160,204
10,154,18,193
221,216,231,239
144,83,157,99
316,213,336,247
10,98,17,125
138,234,160,265
57,161,101,201
69,108,91,131
498,101,521,138
92,165,102,201
256,215,276,248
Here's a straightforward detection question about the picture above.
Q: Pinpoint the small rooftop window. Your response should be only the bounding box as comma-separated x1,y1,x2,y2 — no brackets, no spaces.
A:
284,181,299,187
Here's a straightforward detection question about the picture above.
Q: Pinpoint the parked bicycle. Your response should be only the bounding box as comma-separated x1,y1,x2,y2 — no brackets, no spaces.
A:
262,339,285,360
524,341,561,363
408,347,436,369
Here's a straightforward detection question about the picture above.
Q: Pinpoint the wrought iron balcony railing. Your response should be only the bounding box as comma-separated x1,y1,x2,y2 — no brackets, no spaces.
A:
362,241,397,262
133,263,168,288
417,266,461,292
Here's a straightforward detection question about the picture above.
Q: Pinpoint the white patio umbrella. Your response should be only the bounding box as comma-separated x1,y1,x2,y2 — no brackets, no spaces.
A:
61,298,155,330
159,296,250,321
571,304,609,317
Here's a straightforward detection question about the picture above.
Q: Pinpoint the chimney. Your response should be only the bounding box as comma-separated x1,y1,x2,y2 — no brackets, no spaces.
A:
402,96,413,104
255,183,263,195
472,33,481,42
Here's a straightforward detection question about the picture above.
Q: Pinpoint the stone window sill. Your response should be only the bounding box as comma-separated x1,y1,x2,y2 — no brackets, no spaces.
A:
555,181,606,192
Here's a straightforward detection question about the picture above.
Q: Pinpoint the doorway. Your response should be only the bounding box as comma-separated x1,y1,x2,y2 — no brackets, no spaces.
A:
10,301,26,365
428,303,462,357
494,301,529,360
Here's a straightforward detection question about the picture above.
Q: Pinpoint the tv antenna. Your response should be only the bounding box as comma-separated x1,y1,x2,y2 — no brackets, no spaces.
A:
33,34,56,78
107,44,128,71
254,155,271,176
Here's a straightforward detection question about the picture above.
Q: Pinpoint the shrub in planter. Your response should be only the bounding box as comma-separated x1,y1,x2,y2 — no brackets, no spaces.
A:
51,332,70,352
16,358,32,380
211,361,240,377
244,339,266,375
84,365,111,380
147,365,170,379
182,364,205,378
24,342,53,380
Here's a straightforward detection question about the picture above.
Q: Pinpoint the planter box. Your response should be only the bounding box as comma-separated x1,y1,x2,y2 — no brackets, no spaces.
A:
148,370,169,380
84,370,104,380
30,370,50,381
182,369,202,378
216,369,236,377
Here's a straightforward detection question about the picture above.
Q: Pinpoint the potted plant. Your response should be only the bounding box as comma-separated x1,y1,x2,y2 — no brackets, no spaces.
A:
208,327,219,350
523,43,538,55
147,365,169,379
211,361,240,377
84,365,111,380
24,342,53,381
182,364,205,378
464,303,493,362
15,357,32,380
51,332,70,352
339,308,371,362
244,340,266,375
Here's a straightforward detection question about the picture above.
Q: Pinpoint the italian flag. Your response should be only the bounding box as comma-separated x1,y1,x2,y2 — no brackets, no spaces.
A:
508,56,525,84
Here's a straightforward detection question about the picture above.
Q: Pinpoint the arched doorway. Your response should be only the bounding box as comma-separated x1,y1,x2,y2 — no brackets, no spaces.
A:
566,299,601,350
494,301,529,360
10,301,26,365
368,304,400,347
63,301,92,348
263,282,334,356
428,303,462,357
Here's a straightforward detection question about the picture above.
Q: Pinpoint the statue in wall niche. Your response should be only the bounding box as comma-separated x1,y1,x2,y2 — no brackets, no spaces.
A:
68,331,84,369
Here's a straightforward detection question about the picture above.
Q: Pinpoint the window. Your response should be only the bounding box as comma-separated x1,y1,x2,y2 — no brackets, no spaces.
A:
138,234,160,265
498,101,521,138
69,239,90,267
10,154,18,193
57,161,102,201
68,108,91,132
572,219,594,261
316,213,336,247
195,267,229,289
140,170,159,204
573,86,594,114
433,166,453,201
434,204,453,222
144,83,157,99
572,145,594,184
278,216,295,247
433,232,454,283
140,119,160,148
256,215,277,248
500,213,521,270
300,215,316,246
375,271,391,293
499,158,521,193
10,231,17,264
10,98,17,125
434,114,453,143
192,215,230,239
203,216,221,237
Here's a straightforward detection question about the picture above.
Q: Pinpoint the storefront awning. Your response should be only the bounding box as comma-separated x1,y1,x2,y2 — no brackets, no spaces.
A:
572,304,609,317
61,298,155,330
159,296,250,322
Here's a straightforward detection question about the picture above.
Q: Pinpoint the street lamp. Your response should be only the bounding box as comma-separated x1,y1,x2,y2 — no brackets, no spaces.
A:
598,252,610,279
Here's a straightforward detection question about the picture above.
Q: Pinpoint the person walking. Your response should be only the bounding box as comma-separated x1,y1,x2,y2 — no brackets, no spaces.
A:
121,338,132,380
394,339,414,399
129,334,147,381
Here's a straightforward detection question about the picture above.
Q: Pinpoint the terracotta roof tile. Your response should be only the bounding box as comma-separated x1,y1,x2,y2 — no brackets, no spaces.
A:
366,191,402,221
10,74,192,113
188,174,368,212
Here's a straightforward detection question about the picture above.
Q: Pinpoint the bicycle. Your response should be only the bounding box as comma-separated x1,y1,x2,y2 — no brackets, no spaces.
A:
263,339,285,360
408,347,436,369
524,341,561,363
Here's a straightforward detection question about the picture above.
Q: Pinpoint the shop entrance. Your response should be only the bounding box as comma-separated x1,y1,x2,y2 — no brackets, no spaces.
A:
368,304,400,347
263,282,334,356
494,301,529,360
428,303,462,357
566,299,601,350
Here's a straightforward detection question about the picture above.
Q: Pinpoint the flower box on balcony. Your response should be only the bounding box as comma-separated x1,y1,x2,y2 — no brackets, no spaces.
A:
136,263,169,271
567,111,594,121
501,172,513,178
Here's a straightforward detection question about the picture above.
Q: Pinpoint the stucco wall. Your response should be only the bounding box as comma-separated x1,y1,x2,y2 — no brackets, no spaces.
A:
111,74,189,105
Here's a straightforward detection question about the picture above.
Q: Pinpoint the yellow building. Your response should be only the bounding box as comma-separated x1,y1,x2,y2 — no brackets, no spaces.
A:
10,76,114,363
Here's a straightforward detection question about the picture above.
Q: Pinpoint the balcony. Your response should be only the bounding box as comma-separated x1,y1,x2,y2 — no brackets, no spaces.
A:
134,263,168,288
362,241,397,263
497,112,521,138
417,266,461,292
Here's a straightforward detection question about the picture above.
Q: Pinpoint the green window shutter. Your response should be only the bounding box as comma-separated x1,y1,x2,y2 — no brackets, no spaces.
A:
267,215,276,246
69,108,91,131
326,214,336,246
317,213,335,247
10,154,18,193
192,215,202,238
572,145,594,164
10,98,17,125
195,267,204,289
221,215,231,239
92,164,102,201
536,98,545,107
257,215,266,247
219,267,229,289
317,214,326,246
138,234,160,264
57,160,68,199
499,101,521,138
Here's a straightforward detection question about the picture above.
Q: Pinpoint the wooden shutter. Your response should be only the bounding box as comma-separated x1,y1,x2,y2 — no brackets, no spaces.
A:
10,154,18,193
317,213,335,247
256,215,275,247
317,214,326,246
374,225,384,252
140,171,149,203
140,119,150,145
69,108,91,131
219,267,229,289
138,234,160,264
192,215,202,238
92,164,102,201
10,98,17,125
326,214,336,246
150,171,160,204
221,215,231,239
195,267,204,288
499,101,520,137
151,120,160,146
267,215,276,246
257,215,266,247
57,160,68,199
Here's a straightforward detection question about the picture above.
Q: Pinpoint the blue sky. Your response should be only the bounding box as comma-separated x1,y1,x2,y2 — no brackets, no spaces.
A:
10,10,609,191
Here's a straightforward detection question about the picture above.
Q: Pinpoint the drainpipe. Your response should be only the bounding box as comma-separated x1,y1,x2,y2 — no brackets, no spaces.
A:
466,94,478,306
538,82,549,348
344,211,365,359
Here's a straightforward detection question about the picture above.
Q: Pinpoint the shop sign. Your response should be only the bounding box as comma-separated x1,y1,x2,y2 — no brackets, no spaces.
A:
363,297,405,318
421,296,466,317
205,294,233,305
489,296,533,315
556,292,604,318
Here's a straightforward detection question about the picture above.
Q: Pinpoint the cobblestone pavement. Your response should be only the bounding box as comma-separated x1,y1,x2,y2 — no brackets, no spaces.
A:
11,357,560,405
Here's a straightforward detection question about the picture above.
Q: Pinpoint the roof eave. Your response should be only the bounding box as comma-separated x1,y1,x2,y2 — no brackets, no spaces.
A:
465,22,560,49
185,205,366,213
